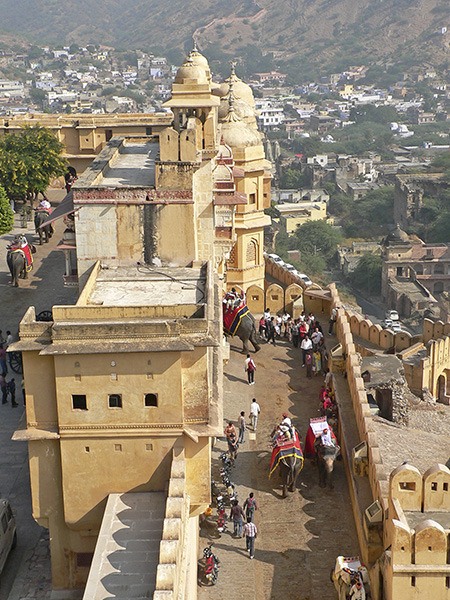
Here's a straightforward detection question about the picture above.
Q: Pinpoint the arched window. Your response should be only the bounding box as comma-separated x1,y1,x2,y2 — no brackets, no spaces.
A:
246,239,258,266
228,244,237,267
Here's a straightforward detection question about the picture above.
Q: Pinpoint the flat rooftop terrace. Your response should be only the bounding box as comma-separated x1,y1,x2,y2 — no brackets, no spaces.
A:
404,510,450,531
100,141,157,188
84,265,206,308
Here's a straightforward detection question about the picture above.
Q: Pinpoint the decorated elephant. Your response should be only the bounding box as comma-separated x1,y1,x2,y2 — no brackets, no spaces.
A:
269,428,304,498
314,436,340,490
7,235,36,287
223,297,260,353
34,209,53,244
331,556,371,600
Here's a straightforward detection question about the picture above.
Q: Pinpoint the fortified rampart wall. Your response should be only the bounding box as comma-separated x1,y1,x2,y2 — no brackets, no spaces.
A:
329,285,388,510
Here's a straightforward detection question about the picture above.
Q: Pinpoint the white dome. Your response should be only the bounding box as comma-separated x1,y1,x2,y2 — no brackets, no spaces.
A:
174,57,209,85
221,111,261,149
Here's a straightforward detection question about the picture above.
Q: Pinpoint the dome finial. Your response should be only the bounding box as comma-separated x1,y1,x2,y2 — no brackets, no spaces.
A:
228,80,235,113
230,60,237,77
193,37,198,52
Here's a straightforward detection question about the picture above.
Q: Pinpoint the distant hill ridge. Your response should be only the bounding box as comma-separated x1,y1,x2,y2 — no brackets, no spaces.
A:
0,0,448,78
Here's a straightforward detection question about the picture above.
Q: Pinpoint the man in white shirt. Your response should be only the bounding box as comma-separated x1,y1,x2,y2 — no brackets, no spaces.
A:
300,336,313,366
311,327,323,349
249,398,261,431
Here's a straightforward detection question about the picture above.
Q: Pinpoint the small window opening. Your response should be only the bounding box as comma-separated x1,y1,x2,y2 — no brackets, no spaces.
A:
72,394,87,410
76,552,93,568
411,576,416,587
145,393,158,407
431,482,438,491
114,444,122,452
444,483,449,492
399,481,416,491
109,394,122,408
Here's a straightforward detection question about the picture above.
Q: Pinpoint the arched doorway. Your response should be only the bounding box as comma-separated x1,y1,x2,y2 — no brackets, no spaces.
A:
437,374,447,404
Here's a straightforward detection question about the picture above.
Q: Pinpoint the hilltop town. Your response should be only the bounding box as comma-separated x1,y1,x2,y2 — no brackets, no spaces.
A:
0,20,450,600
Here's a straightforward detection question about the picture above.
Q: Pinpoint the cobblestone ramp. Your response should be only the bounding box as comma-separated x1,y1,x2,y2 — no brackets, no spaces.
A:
82,492,166,600
199,335,360,600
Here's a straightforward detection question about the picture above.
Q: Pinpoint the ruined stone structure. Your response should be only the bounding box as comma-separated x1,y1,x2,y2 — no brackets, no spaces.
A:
394,173,446,228
381,224,450,319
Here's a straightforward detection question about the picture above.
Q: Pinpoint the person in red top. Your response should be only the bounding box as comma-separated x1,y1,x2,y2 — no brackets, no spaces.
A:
244,354,256,385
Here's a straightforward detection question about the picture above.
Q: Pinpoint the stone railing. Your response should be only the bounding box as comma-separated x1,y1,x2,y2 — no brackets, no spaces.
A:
153,449,192,600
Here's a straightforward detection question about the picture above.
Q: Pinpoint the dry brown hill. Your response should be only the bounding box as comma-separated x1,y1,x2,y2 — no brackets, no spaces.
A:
0,0,448,79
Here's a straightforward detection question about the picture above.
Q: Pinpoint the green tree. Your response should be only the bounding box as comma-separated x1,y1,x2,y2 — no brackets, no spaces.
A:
293,220,342,262
0,126,67,201
280,167,309,189
0,184,14,235
29,87,46,109
299,252,326,276
343,186,395,238
350,254,382,295
349,104,399,125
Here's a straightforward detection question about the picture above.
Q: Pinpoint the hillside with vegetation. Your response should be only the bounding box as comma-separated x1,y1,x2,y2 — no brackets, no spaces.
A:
0,0,448,80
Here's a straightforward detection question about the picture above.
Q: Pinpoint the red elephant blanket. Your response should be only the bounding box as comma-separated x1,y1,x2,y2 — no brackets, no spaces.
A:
223,302,250,336
269,430,304,478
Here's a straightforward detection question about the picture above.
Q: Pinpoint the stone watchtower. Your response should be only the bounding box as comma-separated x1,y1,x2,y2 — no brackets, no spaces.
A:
383,463,450,600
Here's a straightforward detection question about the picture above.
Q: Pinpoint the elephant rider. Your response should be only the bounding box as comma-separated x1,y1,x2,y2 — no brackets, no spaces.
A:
36,198,55,234
273,413,295,444
315,427,334,448
8,235,33,269
349,576,366,600
223,288,243,312
37,197,52,212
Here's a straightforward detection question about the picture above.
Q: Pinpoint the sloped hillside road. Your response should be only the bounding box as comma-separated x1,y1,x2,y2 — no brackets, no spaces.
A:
199,334,359,600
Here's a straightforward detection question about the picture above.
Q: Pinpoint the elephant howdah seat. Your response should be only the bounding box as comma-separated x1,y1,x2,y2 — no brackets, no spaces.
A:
304,416,338,458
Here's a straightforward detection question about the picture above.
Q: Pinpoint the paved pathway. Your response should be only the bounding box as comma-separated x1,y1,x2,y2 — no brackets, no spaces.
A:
0,208,76,600
199,333,360,600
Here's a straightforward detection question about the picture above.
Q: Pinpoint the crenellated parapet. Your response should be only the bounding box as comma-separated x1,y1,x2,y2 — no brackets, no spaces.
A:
385,463,450,600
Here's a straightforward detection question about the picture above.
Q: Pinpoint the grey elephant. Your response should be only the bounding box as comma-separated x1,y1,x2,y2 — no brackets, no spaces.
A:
277,454,304,498
34,210,53,244
223,308,261,353
269,427,304,497
314,437,340,489
6,235,36,287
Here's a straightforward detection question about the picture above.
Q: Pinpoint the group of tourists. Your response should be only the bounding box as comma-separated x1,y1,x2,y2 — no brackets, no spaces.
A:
222,415,260,558
259,307,330,378
229,494,258,558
